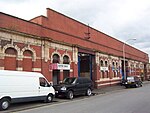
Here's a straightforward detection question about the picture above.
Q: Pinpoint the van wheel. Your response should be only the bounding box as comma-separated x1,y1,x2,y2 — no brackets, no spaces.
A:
67,90,73,99
46,94,53,103
86,88,92,96
0,98,10,110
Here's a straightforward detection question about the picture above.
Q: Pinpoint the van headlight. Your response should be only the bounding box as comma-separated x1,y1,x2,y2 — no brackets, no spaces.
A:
61,86,66,91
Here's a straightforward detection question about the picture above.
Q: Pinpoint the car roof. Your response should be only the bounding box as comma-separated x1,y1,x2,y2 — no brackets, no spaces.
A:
65,77,91,80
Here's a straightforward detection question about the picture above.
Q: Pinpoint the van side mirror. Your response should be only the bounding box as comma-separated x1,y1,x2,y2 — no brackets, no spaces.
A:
49,82,52,86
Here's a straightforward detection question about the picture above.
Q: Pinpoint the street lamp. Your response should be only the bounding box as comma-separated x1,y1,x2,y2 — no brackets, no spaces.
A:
123,38,136,80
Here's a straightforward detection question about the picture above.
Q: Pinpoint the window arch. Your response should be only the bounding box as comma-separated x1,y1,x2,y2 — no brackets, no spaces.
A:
4,47,17,70
23,50,33,57
21,46,36,61
105,61,108,67
100,60,105,78
5,47,17,55
23,50,33,72
112,62,115,67
52,54,60,63
3,44,20,57
100,60,104,67
112,61,116,77
116,62,118,67
63,55,70,64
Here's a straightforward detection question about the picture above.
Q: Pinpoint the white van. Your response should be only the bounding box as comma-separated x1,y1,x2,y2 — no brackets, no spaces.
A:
0,70,55,110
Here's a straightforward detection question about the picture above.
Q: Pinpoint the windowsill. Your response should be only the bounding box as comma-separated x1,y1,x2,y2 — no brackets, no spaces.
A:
111,77,121,80
100,78,110,81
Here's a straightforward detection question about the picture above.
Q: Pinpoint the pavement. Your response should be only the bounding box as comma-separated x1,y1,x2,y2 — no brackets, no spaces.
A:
92,80,150,95
92,85,125,95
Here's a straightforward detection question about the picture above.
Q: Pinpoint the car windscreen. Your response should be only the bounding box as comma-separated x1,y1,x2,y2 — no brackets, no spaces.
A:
63,78,76,84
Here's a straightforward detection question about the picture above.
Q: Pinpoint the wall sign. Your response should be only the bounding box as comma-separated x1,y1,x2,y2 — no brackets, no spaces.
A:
49,63,70,70
100,67,108,71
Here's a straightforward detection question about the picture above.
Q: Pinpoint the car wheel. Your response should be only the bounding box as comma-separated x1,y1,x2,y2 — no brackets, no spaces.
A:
125,85,129,88
67,90,73,99
0,98,10,110
86,88,92,96
135,83,139,88
46,94,53,103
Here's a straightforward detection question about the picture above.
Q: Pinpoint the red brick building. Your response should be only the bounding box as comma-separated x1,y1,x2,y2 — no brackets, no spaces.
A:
0,8,149,88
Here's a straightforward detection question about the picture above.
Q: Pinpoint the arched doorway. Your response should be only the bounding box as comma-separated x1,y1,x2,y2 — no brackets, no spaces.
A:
23,50,33,71
63,55,70,79
4,47,17,70
52,54,60,85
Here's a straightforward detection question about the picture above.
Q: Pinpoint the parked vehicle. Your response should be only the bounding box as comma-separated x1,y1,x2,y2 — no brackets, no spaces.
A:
124,76,142,88
54,77,94,99
0,70,55,110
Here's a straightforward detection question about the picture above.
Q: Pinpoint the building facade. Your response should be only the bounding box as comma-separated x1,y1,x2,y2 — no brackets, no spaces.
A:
0,8,149,88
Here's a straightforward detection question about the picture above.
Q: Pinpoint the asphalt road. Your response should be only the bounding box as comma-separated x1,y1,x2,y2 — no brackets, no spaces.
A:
13,83,150,113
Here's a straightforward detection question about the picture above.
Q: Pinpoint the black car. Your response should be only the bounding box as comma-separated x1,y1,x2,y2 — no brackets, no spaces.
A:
124,76,142,88
53,77,94,99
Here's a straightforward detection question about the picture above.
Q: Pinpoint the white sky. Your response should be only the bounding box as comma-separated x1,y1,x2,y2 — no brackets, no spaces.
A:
0,0,150,61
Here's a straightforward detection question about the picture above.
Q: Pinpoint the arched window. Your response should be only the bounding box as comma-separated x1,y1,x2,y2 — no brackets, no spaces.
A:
23,50,33,71
5,47,17,55
23,50,33,57
116,62,119,77
105,61,109,78
112,62,115,67
53,54,60,63
63,55,69,64
100,60,104,78
4,47,17,70
112,62,116,77
116,62,118,67
105,61,108,67
100,60,104,67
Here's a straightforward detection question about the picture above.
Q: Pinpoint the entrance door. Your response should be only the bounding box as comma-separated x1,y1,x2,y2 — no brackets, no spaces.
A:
78,53,95,80
52,54,60,85
63,70,69,79
63,55,70,79
53,70,60,85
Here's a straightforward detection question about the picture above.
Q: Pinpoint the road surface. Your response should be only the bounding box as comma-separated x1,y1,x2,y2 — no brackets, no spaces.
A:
16,83,150,113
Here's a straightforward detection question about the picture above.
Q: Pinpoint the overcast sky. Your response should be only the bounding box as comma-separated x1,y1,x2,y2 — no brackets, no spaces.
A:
0,0,150,61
